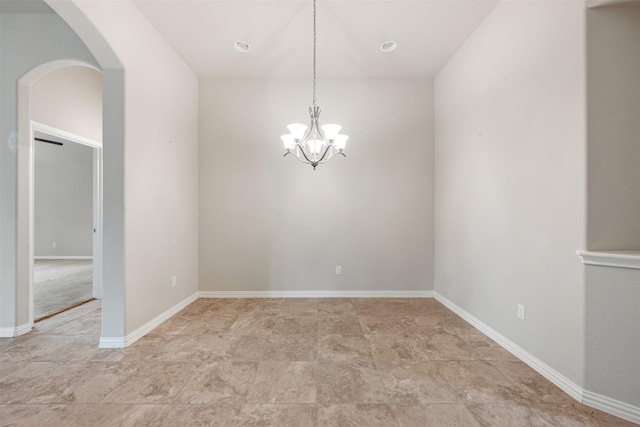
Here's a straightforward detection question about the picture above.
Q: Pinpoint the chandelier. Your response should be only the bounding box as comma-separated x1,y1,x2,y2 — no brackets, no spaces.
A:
280,0,348,170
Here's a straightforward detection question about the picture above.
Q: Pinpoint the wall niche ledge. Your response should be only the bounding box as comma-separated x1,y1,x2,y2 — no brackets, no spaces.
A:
577,250,640,270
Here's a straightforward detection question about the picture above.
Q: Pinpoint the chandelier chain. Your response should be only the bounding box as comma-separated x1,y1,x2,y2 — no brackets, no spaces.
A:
281,0,347,169
312,0,317,109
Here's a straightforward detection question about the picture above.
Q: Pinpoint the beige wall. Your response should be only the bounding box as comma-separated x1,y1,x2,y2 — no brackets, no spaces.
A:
31,66,102,142
586,4,640,251
585,265,640,407
584,3,640,410
199,78,434,293
434,1,586,386
34,141,93,257
47,0,200,336
31,66,101,258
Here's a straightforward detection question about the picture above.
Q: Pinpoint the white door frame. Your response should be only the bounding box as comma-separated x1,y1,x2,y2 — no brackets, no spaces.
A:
30,121,103,321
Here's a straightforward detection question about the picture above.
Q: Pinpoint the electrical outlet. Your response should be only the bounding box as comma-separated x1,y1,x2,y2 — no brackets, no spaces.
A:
517,304,525,320
52,242,56,248
336,266,342,275
171,276,177,287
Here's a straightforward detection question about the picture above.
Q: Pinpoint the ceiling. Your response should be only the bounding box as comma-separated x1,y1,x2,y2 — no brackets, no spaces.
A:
132,0,498,78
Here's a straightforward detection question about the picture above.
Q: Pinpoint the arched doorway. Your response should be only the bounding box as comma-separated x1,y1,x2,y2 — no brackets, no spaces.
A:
17,60,103,324
4,0,128,342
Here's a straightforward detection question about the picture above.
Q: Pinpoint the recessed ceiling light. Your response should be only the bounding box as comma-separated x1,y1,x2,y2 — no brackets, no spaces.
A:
234,40,251,53
380,40,398,53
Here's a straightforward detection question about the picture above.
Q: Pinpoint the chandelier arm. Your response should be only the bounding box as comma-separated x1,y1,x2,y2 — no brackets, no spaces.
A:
296,143,315,164
292,153,314,165
315,142,333,164
316,147,346,164
317,150,338,165
299,125,313,145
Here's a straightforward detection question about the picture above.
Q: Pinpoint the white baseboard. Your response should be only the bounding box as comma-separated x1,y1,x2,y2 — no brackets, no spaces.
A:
434,292,640,425
0,322,33,337
583,390,640,425
99,292,198,348
34,256,93,260
434,292,583,401
199,290,434,298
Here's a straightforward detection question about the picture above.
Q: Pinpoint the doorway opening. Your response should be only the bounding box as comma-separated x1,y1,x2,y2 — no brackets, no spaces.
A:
30,123,103,322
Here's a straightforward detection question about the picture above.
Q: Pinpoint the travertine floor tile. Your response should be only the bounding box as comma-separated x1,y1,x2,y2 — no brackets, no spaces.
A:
1,335,76,362
177,314,237,335
228,334,318,361
0,404,87,426
393,404,481,427
0,298,634,427
175,361,257,404
464,334,520,362
239,404,317,427
229,314,278,335
73,403,168,426
359,315,442,335
318,404,398,427
242,298,286,314
368,334,431,364
318,334,375,367
491,361,576,404
423,331,479,361
0,361,28,380
28,361,139,404
0,362,81,404
318,315,363,335
283,298,318,314
247,361,317,404
274,314,318,334
466,403,556,427
158,403,242,427
377,361,458,404
42,311,101,336
436,361,539,405
100,361,196,404
535,403,640,427
317,361,388,404
438,316,484,336
351,299,423,316
317,298,356,316
162,310,199,325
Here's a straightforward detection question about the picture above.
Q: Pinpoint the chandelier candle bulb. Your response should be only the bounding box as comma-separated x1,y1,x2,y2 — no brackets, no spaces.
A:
280,0,349,170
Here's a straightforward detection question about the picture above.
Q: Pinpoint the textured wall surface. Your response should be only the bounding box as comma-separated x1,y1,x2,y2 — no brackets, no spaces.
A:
586,4,640,251
199,78,434,293
434,1,586,386
34,141,94,257
31,66,102,258
585,265,640,407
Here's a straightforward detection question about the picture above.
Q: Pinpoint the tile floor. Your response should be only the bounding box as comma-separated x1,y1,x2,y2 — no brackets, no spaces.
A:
0,298,636,426
33,259,93,320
